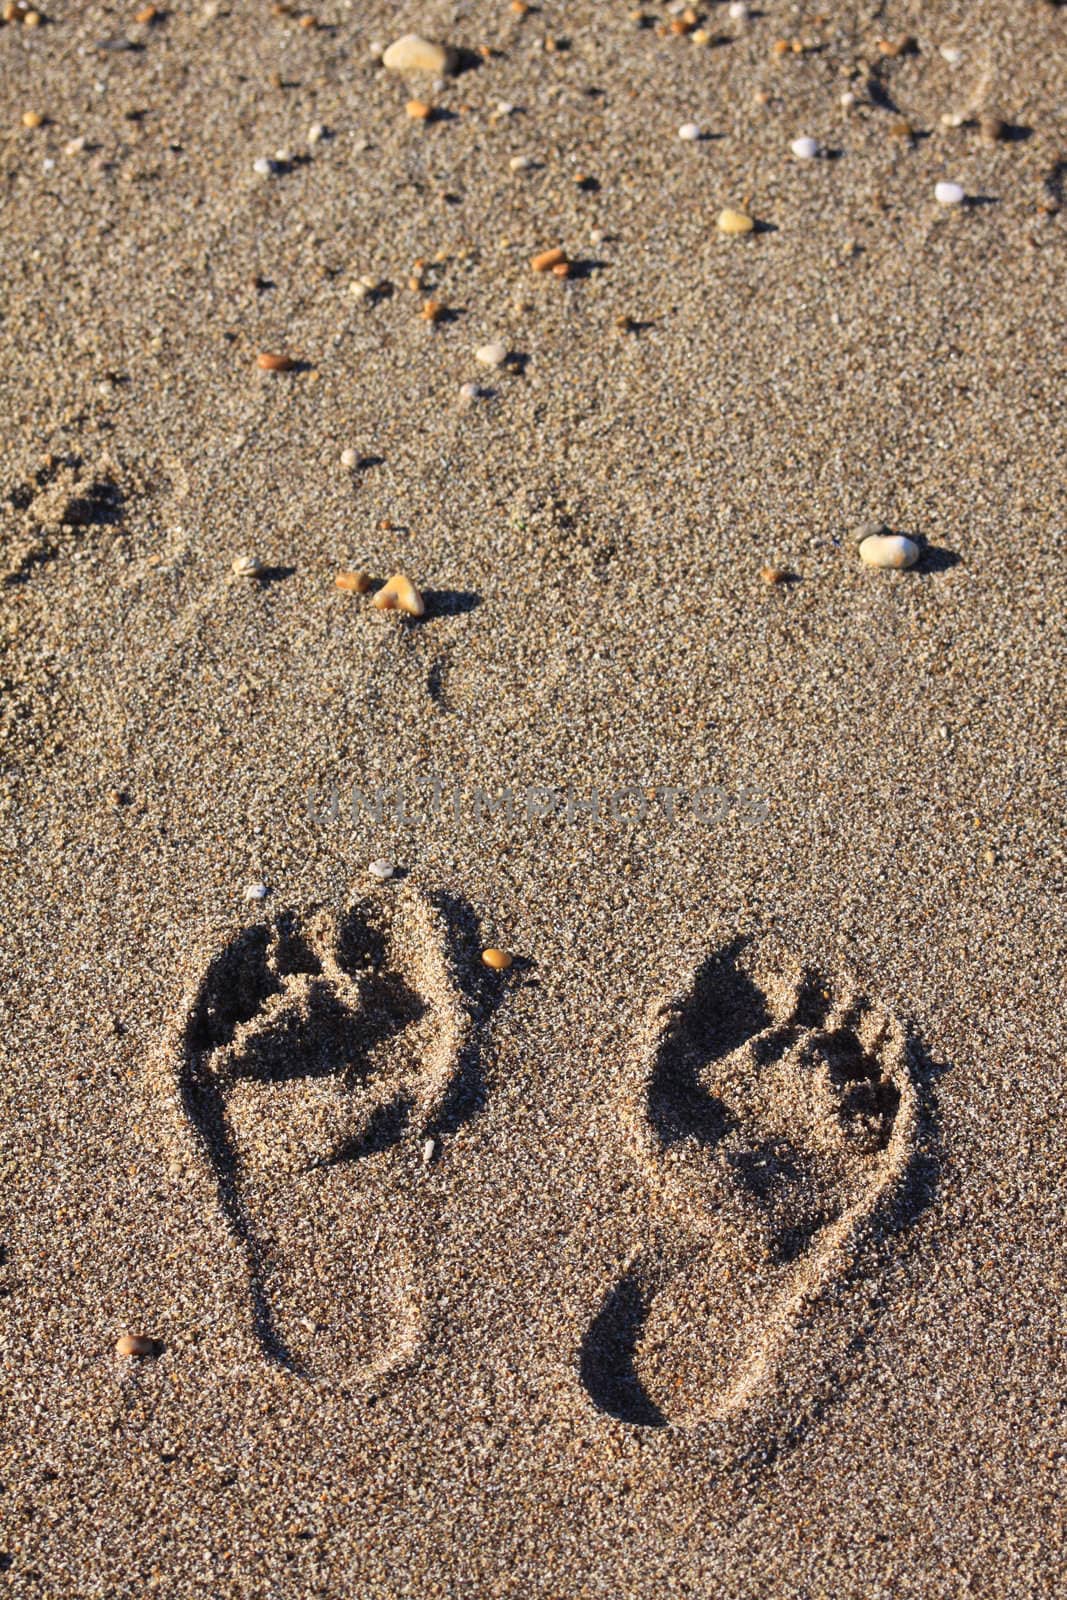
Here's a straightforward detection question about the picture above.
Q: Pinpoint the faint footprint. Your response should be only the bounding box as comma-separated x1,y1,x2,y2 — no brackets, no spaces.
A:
174,889,476,1386
581,937,920,1432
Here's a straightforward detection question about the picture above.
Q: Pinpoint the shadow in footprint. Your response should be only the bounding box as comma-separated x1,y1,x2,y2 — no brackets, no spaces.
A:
426,891,511,1138
580,1272,667,1429
648,937,767,1146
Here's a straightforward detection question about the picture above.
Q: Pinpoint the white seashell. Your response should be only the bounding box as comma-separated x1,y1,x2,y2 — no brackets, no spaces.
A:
368,859,395,881
231,555,264,577
859,534,920,570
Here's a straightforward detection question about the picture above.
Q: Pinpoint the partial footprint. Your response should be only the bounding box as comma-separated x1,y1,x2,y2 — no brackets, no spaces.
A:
581,938,919,1432
174,890,474,1386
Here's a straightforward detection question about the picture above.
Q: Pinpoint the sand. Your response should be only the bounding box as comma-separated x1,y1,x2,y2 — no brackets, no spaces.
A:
1,1,1065,1595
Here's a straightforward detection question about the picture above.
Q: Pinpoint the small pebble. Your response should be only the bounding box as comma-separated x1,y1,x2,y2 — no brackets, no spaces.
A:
935,180,966,205
368,858,395,881
459,381,481,402
475,341,508,367
372,574,425,617
252,156,273,177
678,122,702,142
308,122,325,146
22,111,45,129
979,115,1006,144
761,565,788,584
531,246,567,272
382,34,457,76
231,555,264,578
482,948,513,971
940,45,962,65
858,534,920,570
340,447,358,468
335,570,371,594
791,136,819,159
116,1334,156,1358
243,883,269,902
717,208,755,235
406,99,433,121
421,1137,437,1165
256,351,294,371
420,298,446,322
728,2,750,18
509,154,533,172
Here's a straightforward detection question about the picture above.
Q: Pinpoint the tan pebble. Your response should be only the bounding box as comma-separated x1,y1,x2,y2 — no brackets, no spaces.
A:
531,246,566,272
551,261,571,278
476,342,508,367
335,570,371,594
231,555,264,578
481,948,513,971
372,573,425,617
420,298,446,322
22,110,45,129
979,114,1005,144
382,34,457,75
24,6,40,22
116,1334,156,1358
135,4,158,21
761,565,788,584
858,533,920,570
717,208,754,235
256,352,294,371
406,99,433,121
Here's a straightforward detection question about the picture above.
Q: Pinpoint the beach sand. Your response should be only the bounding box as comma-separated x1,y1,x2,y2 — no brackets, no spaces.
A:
1,1,1065,1594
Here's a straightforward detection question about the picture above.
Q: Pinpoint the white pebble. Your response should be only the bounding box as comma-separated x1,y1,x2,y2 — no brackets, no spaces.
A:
935,180,965,205
840,90,856,110
382,34,456,76
509,154,533,172
308,122,325,146
243,883,269,902
368,858,395,881
940,46,962,65
368,41,384,60
728,2,749,18
340,447,357,468
858,534,920,570
678,122,702,143
252,157,273,177
231,554,263,578
274,147,291,164
791,136,819,160
475,342,508,368
459,382,481,402
421,1137,437,1165
496,101,515,117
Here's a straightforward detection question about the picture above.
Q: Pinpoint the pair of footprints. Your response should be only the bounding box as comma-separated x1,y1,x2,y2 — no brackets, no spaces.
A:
177,889,917,1429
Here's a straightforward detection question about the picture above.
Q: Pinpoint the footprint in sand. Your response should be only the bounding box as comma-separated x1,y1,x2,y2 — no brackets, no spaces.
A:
580,938,919,1431
175,890,481,1386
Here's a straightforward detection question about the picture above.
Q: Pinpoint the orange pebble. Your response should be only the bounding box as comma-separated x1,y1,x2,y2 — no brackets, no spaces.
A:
371,574,425,617
406,99,432,121
481,948,513,971
116,1334,156,1358
531,246,566,273
335,571,371,594
256,352,294,372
